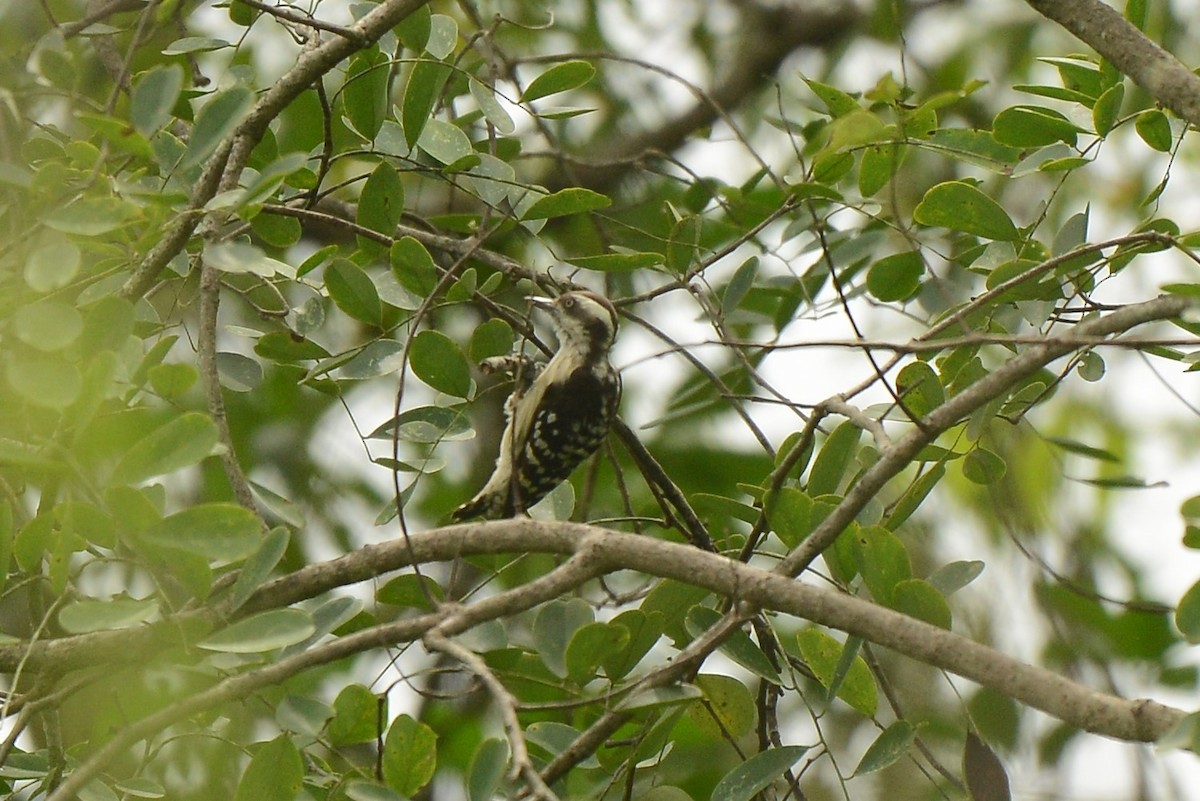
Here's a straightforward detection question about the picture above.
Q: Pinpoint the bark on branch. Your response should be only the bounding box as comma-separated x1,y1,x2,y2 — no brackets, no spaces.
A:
1026,0,1200,128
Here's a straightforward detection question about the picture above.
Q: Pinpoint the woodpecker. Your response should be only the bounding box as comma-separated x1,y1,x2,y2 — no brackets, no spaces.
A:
452,290,621,520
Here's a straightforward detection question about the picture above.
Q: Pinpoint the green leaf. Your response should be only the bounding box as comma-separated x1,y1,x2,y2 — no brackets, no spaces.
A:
565,622,629,685
688,674,756,739
42,197,137,236
199,608,316,653
15,299,83,352
567,251,664,272
892,579,952,629
521,60,596,102
409,330,471,397
525,722,597,767
469,318,515,363
686,606,781,684
765,486,814,548
469,79,516,134
403,58,453,148
533,598,593,678
217,352,264,392
369,405,473,443
992,105,1083,147
807,420,863,497
521,187,611,220
227,527,290,611
163,36,231,55
796,628,877,715
601,609,664,680
112,412,219,485
58,597,158,633
963,447,1007,484
928,560,985,596
896,360,944,417
382,714,437,797
252,212,302,248
182,85,255,168
924,129,1022,171
854,721,916,776
641,580,710,647
376,573,444,610
345,48,390,141
858,141,906,197
851,525,913,606
1092,83,1124,136
233,736,303,801
1076,351,1105,382
1176,579,1200,643
467,739,509,801
804,77,860,117
329,684,384,746
914,181,1020,241
1135,109,1173,152
131,64,184,136
415,118,475,165
25,240,81,293
139,503,262,562
391,236,439,296
866,251,923,303
357,162,405,247
710,745,809,801
722,257,759,317
325,259,382,325
5,356,81,409
336,340,405,380
204,241,290,278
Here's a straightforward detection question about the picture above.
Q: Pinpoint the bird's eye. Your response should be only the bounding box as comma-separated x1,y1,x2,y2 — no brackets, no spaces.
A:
562,296,576,308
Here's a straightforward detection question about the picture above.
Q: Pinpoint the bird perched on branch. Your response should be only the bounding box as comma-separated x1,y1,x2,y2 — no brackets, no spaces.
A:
452,290,621,520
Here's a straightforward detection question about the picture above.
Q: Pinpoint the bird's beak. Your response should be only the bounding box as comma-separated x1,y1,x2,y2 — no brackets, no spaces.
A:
530,296,555,310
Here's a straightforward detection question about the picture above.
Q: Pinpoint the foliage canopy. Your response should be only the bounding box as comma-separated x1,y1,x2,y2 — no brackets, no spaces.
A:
3,1,1200,800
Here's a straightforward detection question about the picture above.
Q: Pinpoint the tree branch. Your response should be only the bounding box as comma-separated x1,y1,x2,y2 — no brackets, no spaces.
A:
119,0,432,301
775,293,1194,577
1026,0,1200,129
16,520,1185,768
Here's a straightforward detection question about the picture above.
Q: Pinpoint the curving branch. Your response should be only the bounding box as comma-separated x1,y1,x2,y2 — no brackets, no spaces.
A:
775,293,1196,577
546,1,862,194
25,519,1188,795
119,0,433,302
1026,0,1200,129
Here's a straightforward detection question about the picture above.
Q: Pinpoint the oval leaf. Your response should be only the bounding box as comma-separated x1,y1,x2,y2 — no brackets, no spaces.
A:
522,187,611,220
892,579,953,629
182,85,254,168
854,721,916,776
58,597,159,634
409,330,471,397
233,735,303,801
521,60,596,102
140,503,262,562
913,181,1020,241
112,412,219,485
131,64,184,136
199,608,316,653
357,162,405,245
345,48,389,140
711,745,809,801
866,251,923,302
795,628,877,716
326,259,383,325
382,714,437,797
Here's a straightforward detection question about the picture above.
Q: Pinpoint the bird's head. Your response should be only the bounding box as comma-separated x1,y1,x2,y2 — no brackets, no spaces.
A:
531,291,618,357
